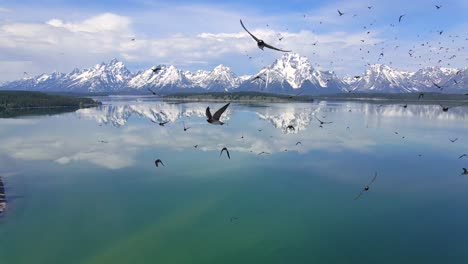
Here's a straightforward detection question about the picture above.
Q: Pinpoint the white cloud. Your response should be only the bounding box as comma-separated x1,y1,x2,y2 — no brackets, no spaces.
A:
46,13,131,33
0,0,466,82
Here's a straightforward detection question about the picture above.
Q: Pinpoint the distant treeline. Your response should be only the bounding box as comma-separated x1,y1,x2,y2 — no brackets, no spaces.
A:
163,91,314,102
0,91,101,111
312,92,468,102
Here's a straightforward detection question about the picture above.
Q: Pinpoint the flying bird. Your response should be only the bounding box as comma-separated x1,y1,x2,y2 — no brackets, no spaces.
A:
461,168,468,176
418,93,424,100
220,147,231,159
399,14,405,23
258,151,270,155
154,159,165,167
194,145,199,148
296,141,302,146
354,172,377,200
147,88,160,96
158,121,169,126
435,5,442,9
206,103,230,125
287,125,295,131
315,116,333,126
337,9,344,16
433,82,443,90
240,19,291,52
458,154,467,159
251,75,266,82
440,105,450,112
151,66,162,73
183,122,190,131
449,138,458,143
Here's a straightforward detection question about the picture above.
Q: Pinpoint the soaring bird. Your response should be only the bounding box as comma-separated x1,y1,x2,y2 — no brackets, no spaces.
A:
151,66,162,73
206,103,230,125
251,75,266,82
354,172,377,200
287,125,295,131
449,138,458,143
440,105,450,112
240,19,291,52
158,121,169,126
433,82,443,90
435,5,442,9
220,147,231,159
399,14,405,23
458,154,467,159
147,88,160,96
337,9,344,16
258,151,270,155
461,168,468,176
154,159,165,167
183,122,190,131
315,116,333,126
296,141,302,146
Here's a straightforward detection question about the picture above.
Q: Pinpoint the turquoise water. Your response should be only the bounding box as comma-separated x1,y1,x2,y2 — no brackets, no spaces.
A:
1,97,468,263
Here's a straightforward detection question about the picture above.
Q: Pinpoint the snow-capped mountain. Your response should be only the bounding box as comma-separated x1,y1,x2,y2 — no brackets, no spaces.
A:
1,53,466,94
346,64,416,93
238,53,343,94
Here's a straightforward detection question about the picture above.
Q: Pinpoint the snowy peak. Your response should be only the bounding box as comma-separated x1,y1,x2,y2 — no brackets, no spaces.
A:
349,64,416,93
1,55,466,94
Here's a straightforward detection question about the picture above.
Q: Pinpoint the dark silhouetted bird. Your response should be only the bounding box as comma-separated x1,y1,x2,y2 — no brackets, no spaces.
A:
355,172,377,200
183,122,190,131
154,159,164,167
449,138,458,143
220,147,230,159
206,103,230,125
337,9,344,16
151,66,162,73
240,19,291,52
399,14,405,22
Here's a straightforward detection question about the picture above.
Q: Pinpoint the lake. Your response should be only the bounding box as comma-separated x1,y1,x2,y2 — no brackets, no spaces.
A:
1,96,468,263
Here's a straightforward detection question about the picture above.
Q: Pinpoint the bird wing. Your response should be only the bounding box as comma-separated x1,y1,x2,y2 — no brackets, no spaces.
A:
323,121,333,124
240,19,260,42
220,147,230,159
205,107,212,120
213,103,230,121
354,190,365,200
263,42,291,52
369,172,377,185
314,115,323,123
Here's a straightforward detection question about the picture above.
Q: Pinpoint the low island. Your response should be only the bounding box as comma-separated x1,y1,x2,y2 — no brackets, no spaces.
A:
0,91,101,117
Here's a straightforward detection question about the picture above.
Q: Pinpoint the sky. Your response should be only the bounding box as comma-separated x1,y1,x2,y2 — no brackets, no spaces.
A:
0,0,467,82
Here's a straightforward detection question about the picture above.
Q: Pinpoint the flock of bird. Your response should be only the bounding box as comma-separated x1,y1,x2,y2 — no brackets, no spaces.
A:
2,5,467,218
144,12,467,203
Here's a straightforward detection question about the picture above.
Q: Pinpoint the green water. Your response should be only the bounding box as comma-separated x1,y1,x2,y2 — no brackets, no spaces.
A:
1,97,467,263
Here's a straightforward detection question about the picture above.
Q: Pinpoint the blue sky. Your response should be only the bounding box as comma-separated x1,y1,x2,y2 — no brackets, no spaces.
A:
0,0,466,82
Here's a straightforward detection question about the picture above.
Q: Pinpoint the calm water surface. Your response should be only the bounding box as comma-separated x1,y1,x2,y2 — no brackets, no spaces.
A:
0,96,468,263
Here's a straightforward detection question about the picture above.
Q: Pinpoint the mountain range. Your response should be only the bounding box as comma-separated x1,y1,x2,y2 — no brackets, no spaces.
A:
1,53,466,94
